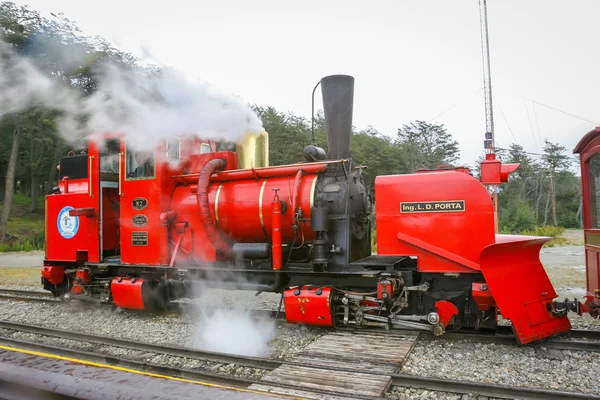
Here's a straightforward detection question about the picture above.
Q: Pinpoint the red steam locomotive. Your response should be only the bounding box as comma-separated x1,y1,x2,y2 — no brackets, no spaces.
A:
41,75,599,345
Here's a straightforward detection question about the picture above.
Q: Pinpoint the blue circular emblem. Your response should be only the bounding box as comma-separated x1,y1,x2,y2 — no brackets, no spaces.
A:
57,206,79,239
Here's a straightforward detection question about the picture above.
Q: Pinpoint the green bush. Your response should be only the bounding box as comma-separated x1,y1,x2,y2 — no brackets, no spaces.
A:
499,199,536,233
370,227,377,254
521,225,565,238
0,240,42,252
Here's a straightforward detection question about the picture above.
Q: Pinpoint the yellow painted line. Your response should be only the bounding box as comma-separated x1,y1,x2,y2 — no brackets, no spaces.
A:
0,344,299,399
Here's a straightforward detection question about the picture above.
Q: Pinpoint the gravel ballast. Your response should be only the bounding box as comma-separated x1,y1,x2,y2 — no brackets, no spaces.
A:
0,327,269,381
1,240,599,398
0,293,598,398
400,338,599,396
0,289,325,360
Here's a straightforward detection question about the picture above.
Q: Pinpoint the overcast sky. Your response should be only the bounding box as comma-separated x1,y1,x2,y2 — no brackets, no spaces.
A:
15,0,600,167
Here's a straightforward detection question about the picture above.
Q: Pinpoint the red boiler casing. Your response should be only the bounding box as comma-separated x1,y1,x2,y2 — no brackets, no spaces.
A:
169,171,320,263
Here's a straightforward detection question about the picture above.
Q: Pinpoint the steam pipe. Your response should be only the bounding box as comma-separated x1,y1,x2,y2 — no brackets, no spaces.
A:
291,170,304,214
272,189,283,271
311,81,321,146
196,158,231,257
172,160,346,183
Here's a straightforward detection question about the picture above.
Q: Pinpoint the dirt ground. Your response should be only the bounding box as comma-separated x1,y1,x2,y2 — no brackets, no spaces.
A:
0,231,590,296
541,246,586,297
554,228,585,246
0,250,44,268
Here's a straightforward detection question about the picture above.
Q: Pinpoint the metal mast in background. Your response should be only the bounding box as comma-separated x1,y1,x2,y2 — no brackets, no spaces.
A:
479,0,499,232
479,0,495,153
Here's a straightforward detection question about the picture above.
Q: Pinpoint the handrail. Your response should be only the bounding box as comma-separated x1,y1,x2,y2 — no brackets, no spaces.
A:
88,155,94,197
119,152,124,196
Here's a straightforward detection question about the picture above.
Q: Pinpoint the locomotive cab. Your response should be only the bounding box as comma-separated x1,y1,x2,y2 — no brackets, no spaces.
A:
42,135,222,284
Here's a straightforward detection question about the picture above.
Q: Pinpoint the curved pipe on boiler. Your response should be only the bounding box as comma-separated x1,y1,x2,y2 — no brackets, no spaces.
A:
291,170,304,214
196,158,232,257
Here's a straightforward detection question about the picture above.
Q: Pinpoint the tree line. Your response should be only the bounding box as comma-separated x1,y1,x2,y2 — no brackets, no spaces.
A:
0,1,583,245
495,142,581,231
256,106,582,232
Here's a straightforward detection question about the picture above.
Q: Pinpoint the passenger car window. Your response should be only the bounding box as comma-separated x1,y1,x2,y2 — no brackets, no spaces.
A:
588,153,600,228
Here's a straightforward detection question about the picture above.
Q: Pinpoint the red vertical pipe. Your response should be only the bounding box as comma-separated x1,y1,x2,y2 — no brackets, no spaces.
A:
272,189,283,270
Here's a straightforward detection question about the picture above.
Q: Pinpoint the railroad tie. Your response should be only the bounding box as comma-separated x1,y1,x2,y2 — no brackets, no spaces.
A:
249,331,419,399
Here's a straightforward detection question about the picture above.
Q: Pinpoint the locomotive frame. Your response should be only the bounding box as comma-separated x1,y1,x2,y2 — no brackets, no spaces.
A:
41,75,599,344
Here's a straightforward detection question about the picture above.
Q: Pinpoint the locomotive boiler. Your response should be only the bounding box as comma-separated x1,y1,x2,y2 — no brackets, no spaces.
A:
41,75,599,345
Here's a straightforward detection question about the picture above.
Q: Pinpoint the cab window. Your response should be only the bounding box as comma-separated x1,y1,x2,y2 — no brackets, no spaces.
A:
200,143,212,154
167,138,180,161
126,148,155,180
100,139,120,180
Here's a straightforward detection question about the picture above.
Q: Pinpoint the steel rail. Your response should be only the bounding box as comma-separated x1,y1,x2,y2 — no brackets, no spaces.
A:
0,336,384,400
0,289,53,297
0,289,58,303
0,336,253,389
494,324,600,341
0,320,281,370
0,321,598,400
433,331,600,352
567,329,600,340
339,325,600,350
390,374,599,400
0,295,60,303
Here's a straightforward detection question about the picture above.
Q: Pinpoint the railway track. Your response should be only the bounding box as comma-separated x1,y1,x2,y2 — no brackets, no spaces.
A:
1,289,599,351
0,288,57,302
338,326,600,353
0,320,598,400
433,330,600,352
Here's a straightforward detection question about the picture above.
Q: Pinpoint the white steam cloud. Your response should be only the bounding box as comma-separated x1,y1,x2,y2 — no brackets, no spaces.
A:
0,40,263,149
0,33,273,355
193,307,276,357
0,41,77,118
190,288,277,357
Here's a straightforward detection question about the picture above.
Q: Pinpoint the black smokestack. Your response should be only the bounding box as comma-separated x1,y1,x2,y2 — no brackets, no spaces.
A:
321,75,354,160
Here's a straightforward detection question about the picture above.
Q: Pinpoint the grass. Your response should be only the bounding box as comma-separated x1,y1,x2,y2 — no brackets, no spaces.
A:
523,226,565,247
542,228,584,248
10,192,44,208
0,267,41,286
499,225,583,247
0,193,45,252
557,229,585,246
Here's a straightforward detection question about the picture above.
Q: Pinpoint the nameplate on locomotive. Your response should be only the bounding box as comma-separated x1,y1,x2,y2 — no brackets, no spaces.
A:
132,214,148,227
132,231,148,246
132,197,148,210
400,200,465,213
